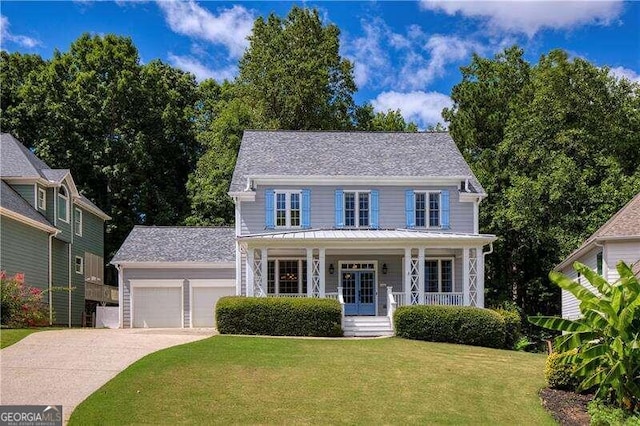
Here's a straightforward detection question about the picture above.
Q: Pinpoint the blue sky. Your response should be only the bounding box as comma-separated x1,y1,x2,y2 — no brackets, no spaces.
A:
1,1,639,128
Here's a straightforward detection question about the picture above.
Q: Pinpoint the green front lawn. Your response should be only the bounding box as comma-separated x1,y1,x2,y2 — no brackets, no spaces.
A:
0,328,55,349
71,336,554,425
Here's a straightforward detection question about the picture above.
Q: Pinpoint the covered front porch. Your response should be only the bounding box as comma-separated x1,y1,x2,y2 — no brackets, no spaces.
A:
239,229,495,317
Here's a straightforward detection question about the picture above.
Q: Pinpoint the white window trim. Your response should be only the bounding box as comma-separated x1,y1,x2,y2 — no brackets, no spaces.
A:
424,257,455,293
267,258,306,295
74,256,84,275
343,190,371,228
37,188,47,211
58,185,69,223
274,190,302,228
74,207,83,236
415,190,442,229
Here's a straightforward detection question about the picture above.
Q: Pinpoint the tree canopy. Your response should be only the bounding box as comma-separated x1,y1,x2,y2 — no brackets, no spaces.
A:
444,47,640,317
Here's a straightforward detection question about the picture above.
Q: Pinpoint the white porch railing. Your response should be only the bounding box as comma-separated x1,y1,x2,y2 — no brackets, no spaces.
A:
392,292,406,307
266,293,308,298
425,292,464,306
324,292,339,300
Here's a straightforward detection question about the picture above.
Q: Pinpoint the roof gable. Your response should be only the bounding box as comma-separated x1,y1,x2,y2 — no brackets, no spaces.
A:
229,131,483,193
111,226,236,264
0,133,50,178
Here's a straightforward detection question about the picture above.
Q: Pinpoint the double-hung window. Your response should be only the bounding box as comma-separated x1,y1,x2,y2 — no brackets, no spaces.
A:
425,259,454,293
267,259,307,295
58,185,69,223
37,188,46,210
415,191,441,228
74,207,83,236
344,191,370,227
275,191,301,228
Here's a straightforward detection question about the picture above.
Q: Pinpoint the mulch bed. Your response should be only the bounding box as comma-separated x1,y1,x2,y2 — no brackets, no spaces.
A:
540,388,593,426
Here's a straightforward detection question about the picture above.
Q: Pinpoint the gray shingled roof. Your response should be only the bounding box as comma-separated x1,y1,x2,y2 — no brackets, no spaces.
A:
111,226,236,264
1,181,55,230
229,131,484,193
556,191,640,271
0,133,49,178
40,169,70,183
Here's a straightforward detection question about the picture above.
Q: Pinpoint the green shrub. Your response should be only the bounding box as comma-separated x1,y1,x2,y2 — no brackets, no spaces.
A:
394,305,506,349
588,400,640,426
545,351,579,391
493,308,522,349
216,296,343,337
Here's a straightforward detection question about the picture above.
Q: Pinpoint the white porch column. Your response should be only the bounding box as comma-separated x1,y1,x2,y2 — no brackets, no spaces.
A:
476,245,485,308
319,248,326,297
462,248,469,306
418,247,425,304
404,248,412,304
246,247,255,297
306,248,313,297
260,247,268,297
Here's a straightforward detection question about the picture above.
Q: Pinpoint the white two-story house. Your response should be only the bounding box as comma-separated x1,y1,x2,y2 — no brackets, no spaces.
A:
230,131,496,320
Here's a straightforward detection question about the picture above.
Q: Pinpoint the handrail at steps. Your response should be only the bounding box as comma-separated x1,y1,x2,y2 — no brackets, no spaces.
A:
387,286,397,321
337,286,345,330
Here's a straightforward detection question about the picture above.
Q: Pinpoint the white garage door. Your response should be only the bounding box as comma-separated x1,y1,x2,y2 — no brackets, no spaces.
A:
191,280,235,327
133,286,182,328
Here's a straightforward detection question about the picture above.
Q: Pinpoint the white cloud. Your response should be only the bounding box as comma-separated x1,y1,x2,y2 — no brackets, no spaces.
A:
167,53,236,82
399,34,483,90
344,18,393,88
371,90,453,128
420,0,624,37
157,1,254,59
0,15,41,48
609,66,640,83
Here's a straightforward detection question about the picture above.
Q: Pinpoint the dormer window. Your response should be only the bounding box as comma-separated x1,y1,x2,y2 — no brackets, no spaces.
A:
58,185,69,223
37,188,46,210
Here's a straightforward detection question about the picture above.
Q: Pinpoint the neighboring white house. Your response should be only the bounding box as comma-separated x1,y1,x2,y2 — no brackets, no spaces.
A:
113,131,497,335
556,191,640,320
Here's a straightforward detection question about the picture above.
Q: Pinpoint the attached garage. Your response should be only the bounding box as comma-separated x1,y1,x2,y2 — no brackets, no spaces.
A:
111,226,236,328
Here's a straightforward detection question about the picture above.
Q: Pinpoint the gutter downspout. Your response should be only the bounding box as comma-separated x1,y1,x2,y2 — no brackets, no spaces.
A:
48,231,60,325
116,264,124,328
68,243,72,327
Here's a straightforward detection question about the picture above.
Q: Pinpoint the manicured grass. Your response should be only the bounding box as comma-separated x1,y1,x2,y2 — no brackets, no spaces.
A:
70,336,554,425
0,328,55,349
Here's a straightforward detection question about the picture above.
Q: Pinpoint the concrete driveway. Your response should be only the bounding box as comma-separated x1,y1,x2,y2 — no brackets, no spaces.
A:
0,328,214,423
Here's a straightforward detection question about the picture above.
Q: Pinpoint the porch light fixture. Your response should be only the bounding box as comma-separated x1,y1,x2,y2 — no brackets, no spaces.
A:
382,263,388,274
329,264,335,274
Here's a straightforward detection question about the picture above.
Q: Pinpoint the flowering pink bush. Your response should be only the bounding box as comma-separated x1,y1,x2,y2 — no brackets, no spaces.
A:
1,273,49,327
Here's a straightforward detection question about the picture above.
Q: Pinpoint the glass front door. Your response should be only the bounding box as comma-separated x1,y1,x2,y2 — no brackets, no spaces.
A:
342,269,376,316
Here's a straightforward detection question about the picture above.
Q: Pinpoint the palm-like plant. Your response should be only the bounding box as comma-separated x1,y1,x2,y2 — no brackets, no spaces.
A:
529,261,640,412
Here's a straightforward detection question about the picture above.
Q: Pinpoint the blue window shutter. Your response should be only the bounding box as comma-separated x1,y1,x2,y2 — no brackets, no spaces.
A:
265,189,275,229
405,190,415,228
335,189,344,228
441,190,450,229
371,189,379,229
301,189,311,229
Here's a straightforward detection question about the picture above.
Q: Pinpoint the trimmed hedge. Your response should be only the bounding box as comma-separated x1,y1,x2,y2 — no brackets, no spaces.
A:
216,296,343,337
545,351,579,391
394,305,506,349
493,308,522,349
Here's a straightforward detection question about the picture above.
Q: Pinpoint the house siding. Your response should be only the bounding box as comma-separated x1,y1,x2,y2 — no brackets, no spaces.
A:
0,216,49,290
121,267,235,328
605,240,640,282
240,185,474,235
51,237,71,325
560,247,600,320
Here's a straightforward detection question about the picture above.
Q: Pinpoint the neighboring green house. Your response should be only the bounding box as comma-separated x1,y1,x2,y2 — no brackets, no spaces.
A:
0,133,112,326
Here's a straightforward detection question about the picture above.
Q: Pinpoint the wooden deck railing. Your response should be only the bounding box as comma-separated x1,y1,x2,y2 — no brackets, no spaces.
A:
85,281,118,304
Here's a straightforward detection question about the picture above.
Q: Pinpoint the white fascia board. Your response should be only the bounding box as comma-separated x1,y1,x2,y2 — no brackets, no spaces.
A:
459,192,487,202
554,235,640,272
228,191,256,202
247,175,472,187
72,197,111,221
3,177,52,186
112,261,235,269
241,236,497,250
0,207,58,233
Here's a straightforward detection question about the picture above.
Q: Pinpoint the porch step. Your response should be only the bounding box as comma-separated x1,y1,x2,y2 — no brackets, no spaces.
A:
343,316,394,337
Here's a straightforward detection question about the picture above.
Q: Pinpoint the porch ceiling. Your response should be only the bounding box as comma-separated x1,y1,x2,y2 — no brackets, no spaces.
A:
239,229,496,248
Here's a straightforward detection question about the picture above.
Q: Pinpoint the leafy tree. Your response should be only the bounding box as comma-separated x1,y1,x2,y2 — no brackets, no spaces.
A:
354,104,418,131
238,6,356,130
2,34,200,260
529,262,640,412
444,47,640,317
